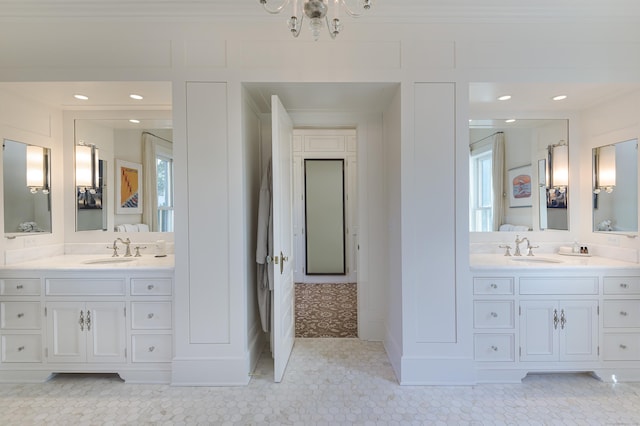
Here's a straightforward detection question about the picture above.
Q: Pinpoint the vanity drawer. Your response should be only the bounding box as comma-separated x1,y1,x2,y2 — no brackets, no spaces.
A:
473,301,514,329
1,334,42,363
0,302,41,329
603,333,640,360
131,278,172,296
0,279,40,296
131,334,172,363
519,277,598,295
473,277,514,295
604,301,640,328
474,334,515,362
46,279,125,296
131,302,172,330
604,277,640,295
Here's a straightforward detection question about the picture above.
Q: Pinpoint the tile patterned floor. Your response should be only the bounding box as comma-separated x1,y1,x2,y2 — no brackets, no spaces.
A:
2,338,640,425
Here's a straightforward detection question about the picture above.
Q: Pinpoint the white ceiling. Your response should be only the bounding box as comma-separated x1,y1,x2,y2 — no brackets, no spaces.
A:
1,1,639,22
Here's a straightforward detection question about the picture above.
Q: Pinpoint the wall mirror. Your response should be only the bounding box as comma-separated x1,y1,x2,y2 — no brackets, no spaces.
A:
74,119,173,233
592,138,638,234
3,139,52,235
469,119,569,232
304,159,346,275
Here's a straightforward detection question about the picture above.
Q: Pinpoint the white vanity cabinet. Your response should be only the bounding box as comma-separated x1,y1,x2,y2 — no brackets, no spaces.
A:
0,266,174,384
472,264,640,384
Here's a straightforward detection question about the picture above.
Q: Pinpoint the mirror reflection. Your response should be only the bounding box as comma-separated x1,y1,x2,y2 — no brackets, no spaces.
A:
74,119,173,233
3,139,52,234
593,138,638,233
469,119,569,232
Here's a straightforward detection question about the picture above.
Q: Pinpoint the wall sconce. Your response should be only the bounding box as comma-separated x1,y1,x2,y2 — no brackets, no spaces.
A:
26,145,50,194
76,143,99,194
548,140,568,193
594,144,616,194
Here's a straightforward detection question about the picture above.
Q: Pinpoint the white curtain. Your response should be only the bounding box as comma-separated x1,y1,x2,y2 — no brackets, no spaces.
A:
492,132,506,231
142,133,158,231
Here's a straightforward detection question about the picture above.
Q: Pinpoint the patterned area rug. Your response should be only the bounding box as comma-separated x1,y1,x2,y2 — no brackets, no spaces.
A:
295,283,357,338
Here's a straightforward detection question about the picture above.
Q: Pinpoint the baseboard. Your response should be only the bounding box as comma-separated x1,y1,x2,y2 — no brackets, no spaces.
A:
400,356,476,385
171,356,251,386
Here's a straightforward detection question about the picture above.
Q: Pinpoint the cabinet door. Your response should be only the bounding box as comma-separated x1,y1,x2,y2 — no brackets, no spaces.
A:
520,301,557,362
559,300,599,361
86,302,126,364
46,302,86,363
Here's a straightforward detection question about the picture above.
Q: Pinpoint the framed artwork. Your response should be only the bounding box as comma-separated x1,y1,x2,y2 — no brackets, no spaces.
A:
115,159,142,214
508,164,533,208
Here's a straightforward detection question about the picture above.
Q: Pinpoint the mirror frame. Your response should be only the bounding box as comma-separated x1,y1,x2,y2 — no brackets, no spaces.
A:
63,110,173,244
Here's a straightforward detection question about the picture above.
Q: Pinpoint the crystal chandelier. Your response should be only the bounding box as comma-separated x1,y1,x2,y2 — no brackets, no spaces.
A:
259,0,372,40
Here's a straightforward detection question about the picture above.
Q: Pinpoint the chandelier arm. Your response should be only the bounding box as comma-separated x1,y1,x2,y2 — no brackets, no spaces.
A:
260,0,292,15
326,16,338,39
339,0,370,17
291,14,303,37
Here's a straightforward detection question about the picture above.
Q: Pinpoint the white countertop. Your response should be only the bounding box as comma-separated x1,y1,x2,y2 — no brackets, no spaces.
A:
470,253,640,271
0,254,175,271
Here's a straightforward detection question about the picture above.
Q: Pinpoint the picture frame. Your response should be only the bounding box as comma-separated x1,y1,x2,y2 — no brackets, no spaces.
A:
115,159,142,214
508,164,533,208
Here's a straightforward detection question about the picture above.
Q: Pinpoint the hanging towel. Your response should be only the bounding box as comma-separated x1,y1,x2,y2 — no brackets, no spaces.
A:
256,159,274,333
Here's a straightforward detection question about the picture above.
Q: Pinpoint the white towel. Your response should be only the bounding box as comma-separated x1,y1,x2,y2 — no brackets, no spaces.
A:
137,223,149,232
115,225,126,232
499,224,530,232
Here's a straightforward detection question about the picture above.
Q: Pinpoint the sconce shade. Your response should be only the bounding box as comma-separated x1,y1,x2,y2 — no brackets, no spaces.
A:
76,145,93,188
598,145,616,188
551,144,569,188
26,145,45,188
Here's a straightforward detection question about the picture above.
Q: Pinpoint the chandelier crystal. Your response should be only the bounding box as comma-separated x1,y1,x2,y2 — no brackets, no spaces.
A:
259,0,372,40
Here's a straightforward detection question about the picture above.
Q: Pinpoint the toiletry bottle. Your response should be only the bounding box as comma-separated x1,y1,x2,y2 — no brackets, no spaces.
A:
573,241,580,254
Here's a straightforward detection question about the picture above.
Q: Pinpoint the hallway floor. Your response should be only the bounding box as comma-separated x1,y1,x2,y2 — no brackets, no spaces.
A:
2,338,640,424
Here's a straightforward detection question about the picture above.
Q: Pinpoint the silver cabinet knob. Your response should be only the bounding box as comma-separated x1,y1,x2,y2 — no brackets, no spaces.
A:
620,344,628,349
490,283,497,289
491,345,498,352
620,311,628,316
147,284,155,290
147,313,154,319
17,346,25,352
148,346,155,352
490,312,498,318
17,313,24,318
620,283,629,288
16,284,23,290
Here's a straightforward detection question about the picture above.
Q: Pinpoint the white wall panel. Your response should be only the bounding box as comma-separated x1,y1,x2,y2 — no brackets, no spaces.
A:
0,39,172,69
232,41,401,69
185,82,229,344
184,40,227,68
412,82,457,343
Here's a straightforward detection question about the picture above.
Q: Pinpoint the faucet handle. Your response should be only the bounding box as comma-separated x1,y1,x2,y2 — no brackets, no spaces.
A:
107,244,119,257
498,245,512,256
134,246,147,257
527,245,539,256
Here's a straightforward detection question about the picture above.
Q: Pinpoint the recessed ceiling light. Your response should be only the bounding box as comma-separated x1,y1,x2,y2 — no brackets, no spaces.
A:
129,119,140,124
498,95,512,101
552,95,568,101
129,94,143,100
505,119,516,123
74,94,89,100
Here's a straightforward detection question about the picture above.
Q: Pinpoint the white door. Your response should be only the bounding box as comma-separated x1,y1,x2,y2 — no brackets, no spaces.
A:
559,300,599,361
47,302,86,363
271,95,295,383
520,301,557,362
86,302,126,364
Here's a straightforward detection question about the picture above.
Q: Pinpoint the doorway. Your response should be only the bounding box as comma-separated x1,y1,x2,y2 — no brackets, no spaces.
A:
291,129,358,338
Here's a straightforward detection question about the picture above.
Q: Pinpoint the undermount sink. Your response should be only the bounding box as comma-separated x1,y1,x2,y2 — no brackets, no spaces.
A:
510,257,563,264
83,257,137,265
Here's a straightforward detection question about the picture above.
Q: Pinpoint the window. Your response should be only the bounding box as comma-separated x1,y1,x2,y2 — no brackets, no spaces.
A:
470,148,493,232
156,146,174,232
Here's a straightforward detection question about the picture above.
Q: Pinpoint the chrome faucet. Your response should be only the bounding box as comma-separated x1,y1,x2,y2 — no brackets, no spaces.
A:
115,237,133,257
514,235,529,256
